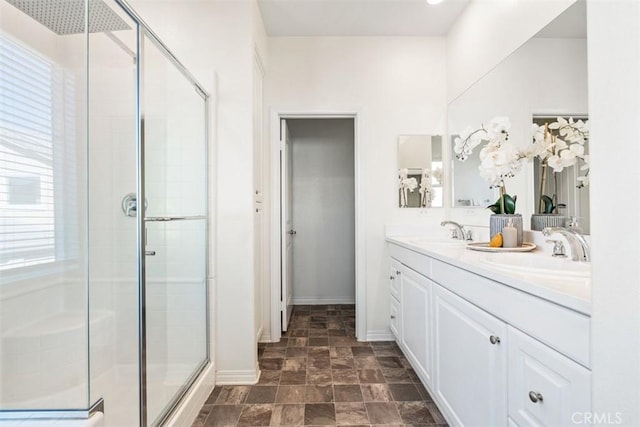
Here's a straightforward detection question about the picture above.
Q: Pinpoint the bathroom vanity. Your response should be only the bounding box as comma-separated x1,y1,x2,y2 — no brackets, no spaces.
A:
386,235,591,427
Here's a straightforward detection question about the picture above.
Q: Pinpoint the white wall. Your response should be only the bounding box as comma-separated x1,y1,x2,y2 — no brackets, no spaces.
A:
447,37,588,227
587,0,640,424
264,36,447,339
288,118,355,304
447,0,576,102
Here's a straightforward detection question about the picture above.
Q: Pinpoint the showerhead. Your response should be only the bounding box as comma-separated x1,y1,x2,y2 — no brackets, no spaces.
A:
4,0,131,35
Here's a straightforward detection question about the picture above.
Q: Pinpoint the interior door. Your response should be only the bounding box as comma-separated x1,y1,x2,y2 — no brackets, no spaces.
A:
281,119,294,331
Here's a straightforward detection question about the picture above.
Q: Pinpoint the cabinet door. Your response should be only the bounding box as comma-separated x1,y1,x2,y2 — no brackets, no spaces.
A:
434,284,508,427
390,294,401,340
508,326,591,427
389,258,402,300
400,266,432,386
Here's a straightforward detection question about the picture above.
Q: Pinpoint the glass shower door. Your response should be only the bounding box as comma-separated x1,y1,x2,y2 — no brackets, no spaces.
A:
140,31,208,426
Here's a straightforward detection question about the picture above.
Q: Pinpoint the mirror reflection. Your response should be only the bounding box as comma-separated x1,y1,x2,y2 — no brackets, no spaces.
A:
398,135,443,208
447,1,588,232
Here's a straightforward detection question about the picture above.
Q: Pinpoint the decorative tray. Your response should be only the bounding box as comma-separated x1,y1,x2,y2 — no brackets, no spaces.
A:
466,242,537,253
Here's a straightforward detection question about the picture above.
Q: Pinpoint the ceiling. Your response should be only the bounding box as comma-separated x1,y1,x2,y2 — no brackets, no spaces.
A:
258,0,471,37
535,0,587,39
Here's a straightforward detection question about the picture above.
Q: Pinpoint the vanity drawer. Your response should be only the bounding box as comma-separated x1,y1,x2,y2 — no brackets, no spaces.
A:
431,258,591,368
507,326,591,426
389,258,402,300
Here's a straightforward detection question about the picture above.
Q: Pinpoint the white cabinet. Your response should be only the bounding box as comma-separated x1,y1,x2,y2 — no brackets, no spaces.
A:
433,284,508,427
507,326,591,427
389,258,401,301
399,267,433,386
389,295,401,340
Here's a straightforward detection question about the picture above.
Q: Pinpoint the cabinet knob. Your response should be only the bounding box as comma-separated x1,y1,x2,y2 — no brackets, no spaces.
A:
390,315,396,319
489,335,501,345
528,391,543,403
396,270,401,275
390,275,395,280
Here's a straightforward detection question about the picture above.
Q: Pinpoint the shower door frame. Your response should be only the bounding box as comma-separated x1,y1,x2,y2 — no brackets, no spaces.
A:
117,1,211,426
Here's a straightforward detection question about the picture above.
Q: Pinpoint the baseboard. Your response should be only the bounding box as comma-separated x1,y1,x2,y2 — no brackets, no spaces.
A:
256,325,264,342
216,365,260,385
291,297,355,305
166,363,216,427
259,333,274,343
366,329,396,341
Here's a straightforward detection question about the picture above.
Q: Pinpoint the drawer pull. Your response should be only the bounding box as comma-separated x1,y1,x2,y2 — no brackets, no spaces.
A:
390,315,396,319
396,270,401,275
390,275,395,280
489,335,501,345
529,391,543,403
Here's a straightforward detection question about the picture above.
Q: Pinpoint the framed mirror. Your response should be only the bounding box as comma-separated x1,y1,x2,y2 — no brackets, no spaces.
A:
447,1,588,232
398,135,443,208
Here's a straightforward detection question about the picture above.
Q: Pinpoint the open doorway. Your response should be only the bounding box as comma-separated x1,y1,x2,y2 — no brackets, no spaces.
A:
270,111,365,342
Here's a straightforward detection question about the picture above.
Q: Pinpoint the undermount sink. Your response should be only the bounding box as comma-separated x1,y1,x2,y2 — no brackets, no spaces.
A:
404,237,468,247
481,252,591,278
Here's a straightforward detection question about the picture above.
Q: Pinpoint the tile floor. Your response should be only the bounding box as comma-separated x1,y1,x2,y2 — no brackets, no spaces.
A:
192,305,447,426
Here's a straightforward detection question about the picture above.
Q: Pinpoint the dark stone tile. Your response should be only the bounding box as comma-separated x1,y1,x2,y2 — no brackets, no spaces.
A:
382,367,412,384
330,347,352,358
388,383,422,401
309,337,329,347
397,401,436,424
331,357,355,370
286,347,309,358
205,386,223,404
365,402,402,424
260,358,284,370
328,329,347,336
331,369,359,384
360,384,393,402
237,404,273,426
329,337,352,347
309,328,329,337
192,404,212,426
427,401,448,424
276,386,306,403
269,338,289,347
407,368,421,383
290,329,309,337
215,386,250,404
263,347,287,358
204,404,243,426
370,341,396,348
328,321,344,330
283,358,307,371
353,356,379,369
305,385,334,403
351,346,374,357
310,316,327,322
377,356,404,368
246,386,278,404
308,347,330,358
357,369,386,383
270,404,305,426
307,370,332,385
304,403,336,425
310,322,327,330
415,382,434,402
373,347,401,356
307,357,331,370
334,385,363,402
335,402,369,425
258,370,281,385
288,338,308,347
281,370,307,385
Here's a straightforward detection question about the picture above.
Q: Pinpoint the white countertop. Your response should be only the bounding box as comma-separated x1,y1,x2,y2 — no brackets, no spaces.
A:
386,235,591,316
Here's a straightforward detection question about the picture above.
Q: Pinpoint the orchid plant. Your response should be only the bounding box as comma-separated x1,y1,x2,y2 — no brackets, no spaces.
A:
454,117,528,214
398,168,418,208
418,168,434,208
529,117,590,214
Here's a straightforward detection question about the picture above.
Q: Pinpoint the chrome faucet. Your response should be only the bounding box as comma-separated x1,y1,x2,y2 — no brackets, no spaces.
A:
542,227,591,262
441,221,471,241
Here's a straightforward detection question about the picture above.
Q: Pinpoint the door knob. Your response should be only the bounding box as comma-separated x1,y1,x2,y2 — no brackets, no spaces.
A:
529,391,543,403
288,230,297,235
489,335,501,345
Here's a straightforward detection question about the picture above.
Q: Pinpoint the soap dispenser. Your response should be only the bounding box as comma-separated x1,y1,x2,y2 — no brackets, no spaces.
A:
502,218,518,248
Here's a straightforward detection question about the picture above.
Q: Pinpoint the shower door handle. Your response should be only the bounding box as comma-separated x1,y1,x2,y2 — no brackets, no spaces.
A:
145,250,156,256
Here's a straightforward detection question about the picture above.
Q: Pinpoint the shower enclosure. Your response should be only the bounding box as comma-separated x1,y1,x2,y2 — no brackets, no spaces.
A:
0,0,210,426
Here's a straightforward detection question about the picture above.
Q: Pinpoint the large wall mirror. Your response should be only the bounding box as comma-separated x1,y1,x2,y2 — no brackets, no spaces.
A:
448,0,589,233
398,135,443,208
